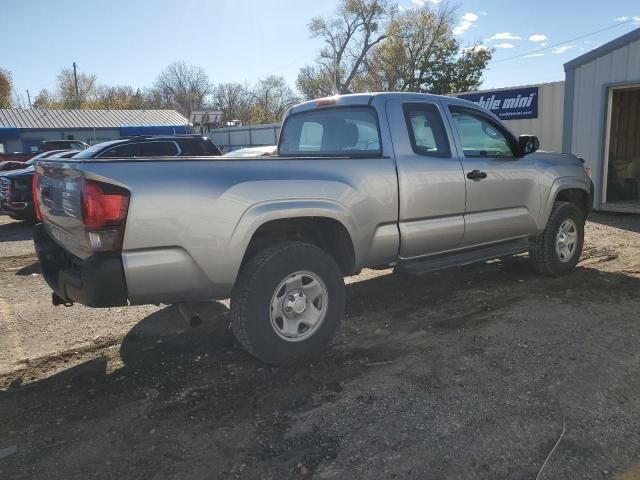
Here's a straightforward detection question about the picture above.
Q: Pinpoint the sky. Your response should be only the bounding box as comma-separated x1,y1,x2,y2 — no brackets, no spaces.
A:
1,0,640,102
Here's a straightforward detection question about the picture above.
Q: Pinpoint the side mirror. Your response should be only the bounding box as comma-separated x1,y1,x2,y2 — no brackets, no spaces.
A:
519,135,539,155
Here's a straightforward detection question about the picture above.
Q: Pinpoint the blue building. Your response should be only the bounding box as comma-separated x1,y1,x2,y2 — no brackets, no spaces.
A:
0,108,190,154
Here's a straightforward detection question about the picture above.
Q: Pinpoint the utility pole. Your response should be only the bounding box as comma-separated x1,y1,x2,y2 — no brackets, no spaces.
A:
73,62,80,109
26,89,31,109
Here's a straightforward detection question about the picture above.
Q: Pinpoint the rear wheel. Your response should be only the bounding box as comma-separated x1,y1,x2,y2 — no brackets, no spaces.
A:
231,241,345,366
530,201,584,276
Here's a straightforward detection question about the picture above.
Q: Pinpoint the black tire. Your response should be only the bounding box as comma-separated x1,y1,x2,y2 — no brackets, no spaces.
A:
231,241,345,366
530,201,584,277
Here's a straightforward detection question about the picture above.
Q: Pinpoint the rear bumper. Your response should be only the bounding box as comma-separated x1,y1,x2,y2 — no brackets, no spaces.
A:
33,223,128,308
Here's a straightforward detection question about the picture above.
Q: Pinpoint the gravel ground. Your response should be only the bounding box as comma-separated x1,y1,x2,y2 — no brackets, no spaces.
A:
1,212,640,479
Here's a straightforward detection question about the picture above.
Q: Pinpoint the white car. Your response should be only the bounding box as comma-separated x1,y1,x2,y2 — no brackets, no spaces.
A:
223,146,277,157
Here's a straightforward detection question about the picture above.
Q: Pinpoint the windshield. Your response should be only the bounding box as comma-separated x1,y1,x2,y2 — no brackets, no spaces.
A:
72,140,123,159
279,107,381,157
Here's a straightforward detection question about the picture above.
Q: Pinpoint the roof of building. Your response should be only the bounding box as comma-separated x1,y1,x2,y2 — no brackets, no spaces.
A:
564,26,640,72
0,108,189,130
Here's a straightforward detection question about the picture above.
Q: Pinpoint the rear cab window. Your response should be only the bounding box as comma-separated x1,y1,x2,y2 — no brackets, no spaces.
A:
279,107,381,157
403,103,451,157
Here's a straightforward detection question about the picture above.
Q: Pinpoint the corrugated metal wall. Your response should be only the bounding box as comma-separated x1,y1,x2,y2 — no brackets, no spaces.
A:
210,123,281,152
567,37,640,208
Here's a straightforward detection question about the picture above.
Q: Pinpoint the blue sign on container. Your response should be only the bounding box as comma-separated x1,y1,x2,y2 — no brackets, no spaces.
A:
458,87,539,120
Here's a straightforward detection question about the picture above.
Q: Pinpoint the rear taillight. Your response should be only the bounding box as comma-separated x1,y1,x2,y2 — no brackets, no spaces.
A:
32,173,43,222
80,179,130,252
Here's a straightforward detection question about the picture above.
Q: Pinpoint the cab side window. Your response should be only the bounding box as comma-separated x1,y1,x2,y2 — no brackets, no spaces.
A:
403,103,451,158
449,107,516,158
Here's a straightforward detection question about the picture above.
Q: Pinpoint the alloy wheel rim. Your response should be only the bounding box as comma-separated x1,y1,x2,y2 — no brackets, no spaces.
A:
555,219,578,263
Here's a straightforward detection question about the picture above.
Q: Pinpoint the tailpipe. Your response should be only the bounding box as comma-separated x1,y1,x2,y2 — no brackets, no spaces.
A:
177,302,206,328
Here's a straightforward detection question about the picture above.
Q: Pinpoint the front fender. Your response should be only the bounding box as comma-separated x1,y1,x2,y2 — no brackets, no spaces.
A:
539,176,592,229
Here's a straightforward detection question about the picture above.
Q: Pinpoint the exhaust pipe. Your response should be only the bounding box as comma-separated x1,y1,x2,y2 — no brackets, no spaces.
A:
177,302,204,328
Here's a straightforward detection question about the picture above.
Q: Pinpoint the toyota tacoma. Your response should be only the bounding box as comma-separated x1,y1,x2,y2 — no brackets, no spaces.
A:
32,93,593,365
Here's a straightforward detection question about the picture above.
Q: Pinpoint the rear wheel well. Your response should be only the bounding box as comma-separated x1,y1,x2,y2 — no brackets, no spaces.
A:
555,188,589,221
243,217,356,275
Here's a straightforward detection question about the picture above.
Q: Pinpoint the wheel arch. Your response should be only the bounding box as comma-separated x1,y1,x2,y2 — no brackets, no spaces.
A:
542,177,592,227
230,201,359,278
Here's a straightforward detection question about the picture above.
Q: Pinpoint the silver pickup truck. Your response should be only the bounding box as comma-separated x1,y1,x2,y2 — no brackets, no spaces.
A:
33,93,593,365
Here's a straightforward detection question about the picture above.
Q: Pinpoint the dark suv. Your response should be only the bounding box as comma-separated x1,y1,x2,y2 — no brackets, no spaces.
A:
73,135,222,159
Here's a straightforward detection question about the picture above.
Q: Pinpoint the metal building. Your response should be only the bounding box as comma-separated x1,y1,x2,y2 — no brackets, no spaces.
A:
455,81,565,153
564,27,640,213
0,108,190,154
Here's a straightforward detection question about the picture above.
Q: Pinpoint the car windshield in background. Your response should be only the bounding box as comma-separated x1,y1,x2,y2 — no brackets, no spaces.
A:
72,141,122,159
279,107,381,157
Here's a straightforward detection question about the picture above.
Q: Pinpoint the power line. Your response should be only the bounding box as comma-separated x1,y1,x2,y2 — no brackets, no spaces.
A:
489,17,638,64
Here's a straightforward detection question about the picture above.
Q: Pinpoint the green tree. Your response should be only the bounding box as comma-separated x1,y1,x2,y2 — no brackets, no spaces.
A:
33,88,59,109
0,68,13,108
356,4,493,94
296,65,335,100
55,67,98,108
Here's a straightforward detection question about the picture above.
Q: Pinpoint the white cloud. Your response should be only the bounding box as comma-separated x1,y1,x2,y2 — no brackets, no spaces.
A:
487,32,521,40
529,34,548,42
614,15,640,24
398,4,406,11
453,12,479,35
495,43,515,49
411,0,425,5
540,42,548,47
526,53,544,57
552,45,573,54
462,45,489,53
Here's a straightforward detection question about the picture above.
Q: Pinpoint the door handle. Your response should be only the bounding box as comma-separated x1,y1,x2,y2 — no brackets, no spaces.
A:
467,170,487,180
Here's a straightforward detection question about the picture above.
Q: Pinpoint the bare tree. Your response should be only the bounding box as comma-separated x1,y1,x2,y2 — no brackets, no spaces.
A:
0,68,13,108
250,76,300,124
300,0,395,95
153,61,211,117
212,82,255,125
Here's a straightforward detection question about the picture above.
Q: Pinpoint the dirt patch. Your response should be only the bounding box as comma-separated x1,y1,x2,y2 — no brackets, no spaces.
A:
1,212,640,479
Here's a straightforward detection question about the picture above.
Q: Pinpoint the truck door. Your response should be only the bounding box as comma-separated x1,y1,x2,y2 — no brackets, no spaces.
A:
445,104,540,247
385,99,466,258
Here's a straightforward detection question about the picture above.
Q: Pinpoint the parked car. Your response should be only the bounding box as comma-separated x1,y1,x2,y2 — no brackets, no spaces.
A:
72,135,222,159
33,93,593,365
223,146,277,157
0,150,78,222
0,149,71,173
40,140,90,152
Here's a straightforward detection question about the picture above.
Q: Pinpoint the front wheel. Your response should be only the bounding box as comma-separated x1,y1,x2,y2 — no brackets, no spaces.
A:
530,201,585,277
231,241,345,366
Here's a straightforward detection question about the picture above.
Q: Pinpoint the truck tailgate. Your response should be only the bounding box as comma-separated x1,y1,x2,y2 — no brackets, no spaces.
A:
35,161,93,259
